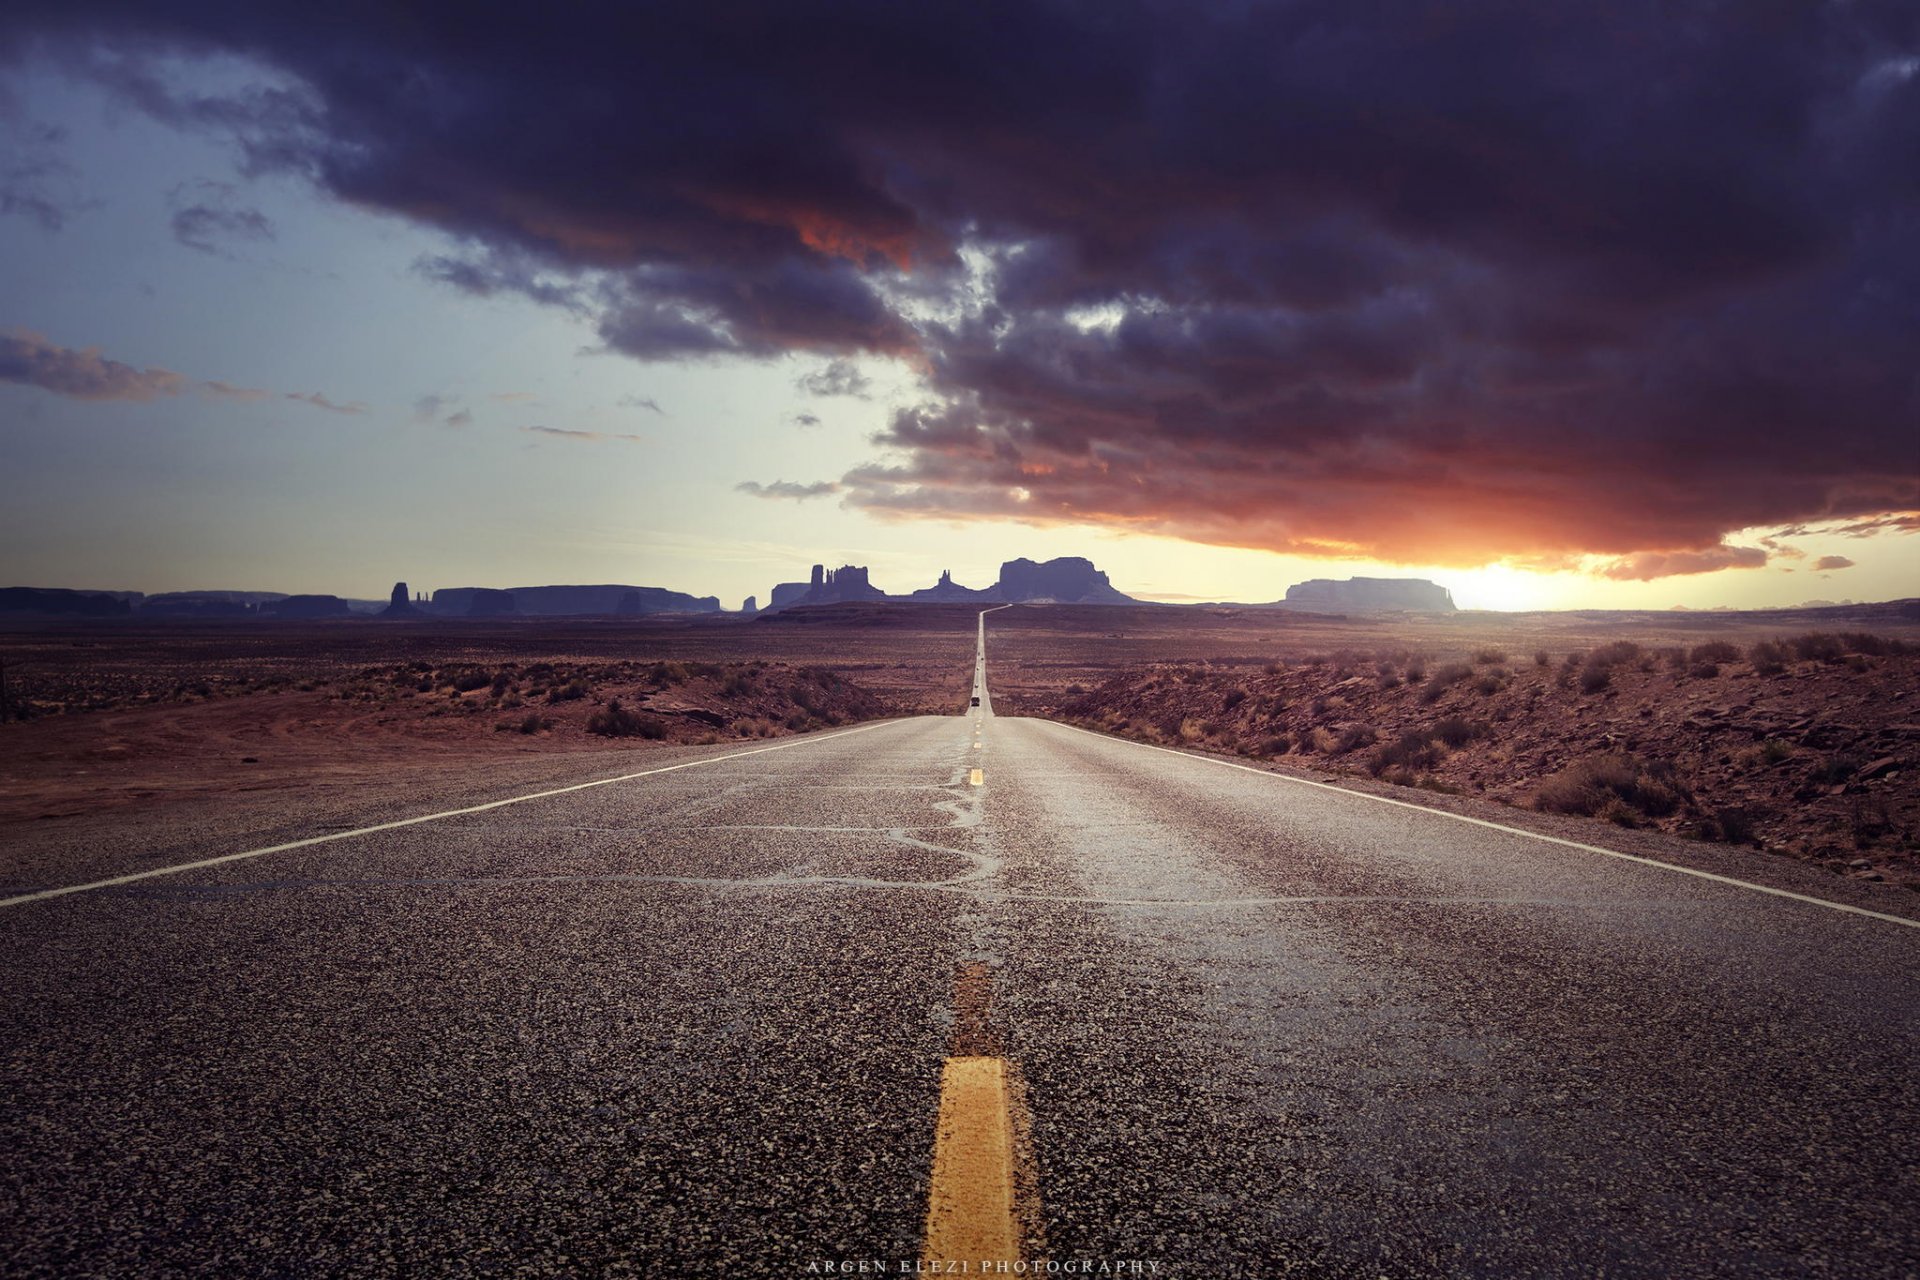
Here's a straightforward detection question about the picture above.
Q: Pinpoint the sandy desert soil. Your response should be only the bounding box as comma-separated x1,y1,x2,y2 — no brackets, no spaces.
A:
0,613,975,825
4,600,1917,888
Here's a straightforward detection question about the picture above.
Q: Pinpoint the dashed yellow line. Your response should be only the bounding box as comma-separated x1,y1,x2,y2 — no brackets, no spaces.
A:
923,1056,1021,1266
969,767,984,786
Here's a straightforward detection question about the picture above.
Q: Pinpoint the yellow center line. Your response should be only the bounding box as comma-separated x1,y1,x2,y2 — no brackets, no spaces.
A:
923,1056,1021,1267
969,767,984,786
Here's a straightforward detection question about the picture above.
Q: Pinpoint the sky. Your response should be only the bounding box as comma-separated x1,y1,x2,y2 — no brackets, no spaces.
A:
0,2,1915,613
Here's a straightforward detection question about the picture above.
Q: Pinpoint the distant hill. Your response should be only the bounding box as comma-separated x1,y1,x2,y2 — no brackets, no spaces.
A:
430,584,721,616
0,587,133,617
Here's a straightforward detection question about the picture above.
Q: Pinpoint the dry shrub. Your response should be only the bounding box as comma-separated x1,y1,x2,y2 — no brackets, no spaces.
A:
1690,641,1740,664
1533,753,1687,819
1788,632,1845,663
1369,730,1443,776
1748,640,1787,675
1420,662,1473,703
587,699,666,739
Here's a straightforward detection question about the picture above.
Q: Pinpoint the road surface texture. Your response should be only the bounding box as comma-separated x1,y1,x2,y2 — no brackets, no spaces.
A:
3,610,1917,1277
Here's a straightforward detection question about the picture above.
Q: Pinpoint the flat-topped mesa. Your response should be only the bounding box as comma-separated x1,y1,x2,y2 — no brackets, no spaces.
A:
431,584,721,616
1282,577,1456,612
807,564,889,605
996,556,1136,604
261,594,354,619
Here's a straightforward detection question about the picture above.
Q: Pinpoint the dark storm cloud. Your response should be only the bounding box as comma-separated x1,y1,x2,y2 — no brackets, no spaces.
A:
6,0,1917,573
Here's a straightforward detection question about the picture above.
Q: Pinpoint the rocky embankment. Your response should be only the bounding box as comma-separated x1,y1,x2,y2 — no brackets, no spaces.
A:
1037,632,1919,888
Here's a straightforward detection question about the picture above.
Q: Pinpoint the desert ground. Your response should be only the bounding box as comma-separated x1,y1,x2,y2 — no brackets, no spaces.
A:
4,599,1917,889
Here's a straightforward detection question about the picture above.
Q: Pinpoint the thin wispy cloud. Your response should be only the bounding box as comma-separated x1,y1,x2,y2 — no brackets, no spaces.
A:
168,179,274,256
285,390,366,415
0,329,182,401
736,479,841,500
522,424,645,443
201,379,272,401
797,359,871,399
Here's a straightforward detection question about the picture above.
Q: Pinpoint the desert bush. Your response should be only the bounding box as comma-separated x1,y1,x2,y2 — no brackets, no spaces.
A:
1377,672,1403,690
451,670,491,693
1788,632,1845,663
1420,662,1473,703
1690,641,1740,664
1837,632,1907,656
1587,641,1643,668
1222,688,1248,711
1404,659,1427,683
1577,665,1612,694
1472,670,1509,695
516,712,548,735
1533,753,1686,818
1688,661,1721,679
1660,647,1688,672
1432,716,1484,747
1748,640,1787,675
1179,717,1207,742
586,699,665,739
1700,805,1763,845
1369,730,1443,775
1813,754,1861,785
1474,648,1507,665
490,671,512,697
1533,650,1551,667
546,678,589,704
720,671,755,698
1331,724,1377,754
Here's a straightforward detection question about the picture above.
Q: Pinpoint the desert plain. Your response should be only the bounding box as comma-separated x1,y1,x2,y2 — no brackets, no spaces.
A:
4,599,1918,894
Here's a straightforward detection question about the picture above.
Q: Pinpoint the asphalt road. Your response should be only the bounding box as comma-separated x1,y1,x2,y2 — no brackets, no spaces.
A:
3,611,1917,1277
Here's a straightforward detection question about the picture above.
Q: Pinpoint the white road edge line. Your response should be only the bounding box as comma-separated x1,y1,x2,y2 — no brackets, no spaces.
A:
0,720,898,909
1044,720,1920,930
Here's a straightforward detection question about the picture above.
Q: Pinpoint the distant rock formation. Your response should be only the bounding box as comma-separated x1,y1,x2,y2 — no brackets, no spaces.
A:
811,565,888,604
460,589,518,617
432,584,721,616
766,581,813,610
0,587,133,617
380,581,421,618
995,557,1135,604
908,569,995,603
140,590,281,617
741,595,756,614
759,555,1136,612
260,594,354,619
1280,577,1456,612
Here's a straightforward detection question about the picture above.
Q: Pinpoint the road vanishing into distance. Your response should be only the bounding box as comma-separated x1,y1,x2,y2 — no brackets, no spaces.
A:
4,609,1918,1277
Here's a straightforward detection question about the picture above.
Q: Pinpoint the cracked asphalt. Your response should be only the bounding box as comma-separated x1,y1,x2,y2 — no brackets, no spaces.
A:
3,612,1917,1277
